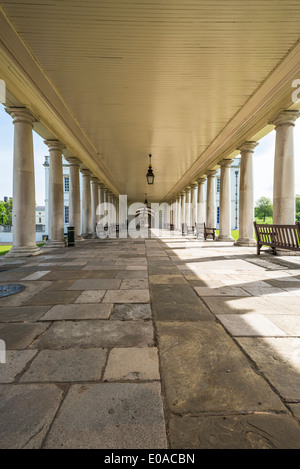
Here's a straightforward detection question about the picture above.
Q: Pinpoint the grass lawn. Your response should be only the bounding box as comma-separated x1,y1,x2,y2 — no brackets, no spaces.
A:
0,243,45,256
215,230,239,241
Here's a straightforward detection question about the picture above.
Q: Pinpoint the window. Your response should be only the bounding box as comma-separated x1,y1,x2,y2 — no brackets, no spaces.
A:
64,177,70,192
64,206,69,224
217,178,220,193
217,207,220,224
39,217,42,223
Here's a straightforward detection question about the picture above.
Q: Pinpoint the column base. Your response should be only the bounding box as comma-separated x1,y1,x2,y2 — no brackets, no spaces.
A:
82,232,93,239
217,235,234,242
234,238,256,247
5,245,41,258
75,235,84,241
43,239,66,249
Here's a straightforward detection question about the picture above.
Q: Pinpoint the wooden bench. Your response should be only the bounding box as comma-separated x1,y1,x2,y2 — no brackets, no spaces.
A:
204,222,216,240
253,221,300,255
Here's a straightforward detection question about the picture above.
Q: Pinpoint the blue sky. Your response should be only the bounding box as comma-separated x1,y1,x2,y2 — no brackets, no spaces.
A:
0,103,300,206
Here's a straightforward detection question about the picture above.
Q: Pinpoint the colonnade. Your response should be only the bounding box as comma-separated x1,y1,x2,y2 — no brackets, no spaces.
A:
170,110,300,244
5,106,119,257
4,106,299,256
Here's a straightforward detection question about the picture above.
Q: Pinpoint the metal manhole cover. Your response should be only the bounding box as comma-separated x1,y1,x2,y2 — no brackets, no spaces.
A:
0,284,26,298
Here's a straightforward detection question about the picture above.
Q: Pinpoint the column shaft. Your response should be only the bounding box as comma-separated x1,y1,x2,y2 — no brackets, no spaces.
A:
44,140,65,248
191,183,198,226
185,188,191,226
5,107,40,257
206,170,217,228
81,169,92,238
181,192,186,232
91,176,99,236
235,141,258,246
270,111,300,224
197,178,206,224
218,159,234,241
67,157,82,241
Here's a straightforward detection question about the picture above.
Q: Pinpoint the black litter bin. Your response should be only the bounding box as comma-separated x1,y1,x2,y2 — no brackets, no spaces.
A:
67,226,75,246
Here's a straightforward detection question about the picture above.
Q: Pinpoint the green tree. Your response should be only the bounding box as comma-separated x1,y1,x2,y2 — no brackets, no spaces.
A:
296,195,300,222
0,198,13,225
255,197,273,222
0,203,7,225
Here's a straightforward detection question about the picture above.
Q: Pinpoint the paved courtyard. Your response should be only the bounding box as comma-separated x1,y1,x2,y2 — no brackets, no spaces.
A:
1,231,300,449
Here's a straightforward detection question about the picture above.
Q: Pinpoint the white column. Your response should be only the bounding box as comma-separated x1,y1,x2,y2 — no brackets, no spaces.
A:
185,187,191,226
107,191,112,228
218,159,234,242
5,107,40,257
81,168,92,238
44,139,65,248
206,170,217,229
67,156,82,241
197,178,206,224
270,110,300,225
103,186,108,229
235,141,258,246
91,176,99,236
176,195,181,231
173,198,177,230
181,192,186,231
191,183,198,226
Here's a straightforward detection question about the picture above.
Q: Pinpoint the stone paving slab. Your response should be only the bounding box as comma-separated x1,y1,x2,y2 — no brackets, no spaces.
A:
0,384,64,449
216,313,287,337
0,350,37,383
31,320,154,349
168,413,300,449
0,322,50,349
69,279,121,290
111,303,152,320
237,337,300,402
151,284,202,305
24,289,81,305
20,348,107,382
201,295,297,315
39,303,113,321
156,320,286,414
152,301,213,322
103,289,150,303
0,281,52,306
74,290,106,303
43,382,167,449
103,347,160,381
194,286,251,297
0,305,51,322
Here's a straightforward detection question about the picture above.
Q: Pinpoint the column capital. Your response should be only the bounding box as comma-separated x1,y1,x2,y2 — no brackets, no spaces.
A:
184,186,191,192
66,156,81,166
197,177,206,184
190,182,198,189
237,141,258,153
44,139,65,152
219,159,234,167
207,169,218,177
91,176,99,184
6,107,36,126
80,167,92,177
269,110,300,128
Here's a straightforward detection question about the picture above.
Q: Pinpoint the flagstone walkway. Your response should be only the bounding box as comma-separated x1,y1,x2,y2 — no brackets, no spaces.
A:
1,231,300,449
